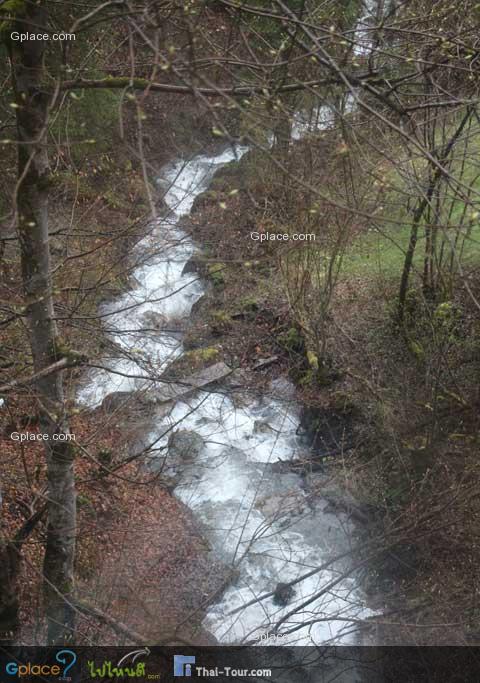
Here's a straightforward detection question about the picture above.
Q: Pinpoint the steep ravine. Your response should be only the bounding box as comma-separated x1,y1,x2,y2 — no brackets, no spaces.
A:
78,142,374,646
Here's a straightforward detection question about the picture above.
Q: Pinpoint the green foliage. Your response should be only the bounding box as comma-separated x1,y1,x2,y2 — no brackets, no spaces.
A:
240,0,303,48
342,118,480,283
184,346,220,368
208,263,226,287
238,296,259,312
277,327,305,354
77,494,93,508
210,310,231,334
50,89,121,165
98,449,112,464
0,0,26,40
330,390,357,415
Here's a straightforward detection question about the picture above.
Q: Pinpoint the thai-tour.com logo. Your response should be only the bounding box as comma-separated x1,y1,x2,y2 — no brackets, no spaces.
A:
174,655,196,677
173,654,271,678
6,649,77,678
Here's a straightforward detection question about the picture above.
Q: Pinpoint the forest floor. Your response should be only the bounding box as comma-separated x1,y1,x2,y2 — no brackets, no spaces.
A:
0,91,244,644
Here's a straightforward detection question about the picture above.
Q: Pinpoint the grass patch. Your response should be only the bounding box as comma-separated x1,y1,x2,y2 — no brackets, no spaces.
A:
342,123,480,282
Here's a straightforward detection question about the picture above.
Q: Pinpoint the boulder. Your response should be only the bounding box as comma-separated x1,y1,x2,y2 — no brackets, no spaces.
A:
182,255,205,276
256,489,306,521
273,582,296,607
101,391,136,413
269,376,296,400
101,390,162,415
190,294,209,319
154,362,231,403
141,310,167,330
253,420,275,435
168,430,205,461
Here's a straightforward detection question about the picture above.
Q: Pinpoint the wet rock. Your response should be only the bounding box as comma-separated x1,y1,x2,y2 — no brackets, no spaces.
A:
255,494,283,519
252,355,278,371
141,311,167,330
219,446,248,464
256,488,306,521
225,369,256,408
182,255,205,276
155,362,232,403
304,472,328,490
101,390,170,416
273,582,296,607
168,429,205,460
253,420,275,435
269,376,296,400
190,294,209,319
102,391,142,413
225,368,254,389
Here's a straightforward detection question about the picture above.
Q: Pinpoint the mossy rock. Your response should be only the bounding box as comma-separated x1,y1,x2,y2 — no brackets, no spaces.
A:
162,346,220,379
184,346,220,369
210,310,231,335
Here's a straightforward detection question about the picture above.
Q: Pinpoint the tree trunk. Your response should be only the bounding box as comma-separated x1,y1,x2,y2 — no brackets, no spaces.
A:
0,507,46,643
9,4,76,644
398,108,473,322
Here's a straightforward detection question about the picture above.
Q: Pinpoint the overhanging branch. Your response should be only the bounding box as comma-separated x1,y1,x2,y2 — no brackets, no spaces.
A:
60,73,376,97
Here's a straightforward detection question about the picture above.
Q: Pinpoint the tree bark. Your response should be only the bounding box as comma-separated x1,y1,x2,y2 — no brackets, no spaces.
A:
398,108,473,322
9,2,76,644
0,507,47,643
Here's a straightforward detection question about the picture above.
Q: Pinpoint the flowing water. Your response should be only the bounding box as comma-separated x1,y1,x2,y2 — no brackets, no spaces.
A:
79,143,372,646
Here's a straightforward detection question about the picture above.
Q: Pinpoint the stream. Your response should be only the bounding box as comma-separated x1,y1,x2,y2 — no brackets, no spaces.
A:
79,142,373,647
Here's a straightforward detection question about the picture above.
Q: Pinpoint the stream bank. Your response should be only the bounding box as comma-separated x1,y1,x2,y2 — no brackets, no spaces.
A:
75,132,378,646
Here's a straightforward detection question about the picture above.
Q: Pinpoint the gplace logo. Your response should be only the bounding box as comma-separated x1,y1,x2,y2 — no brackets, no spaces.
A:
6,649,77,678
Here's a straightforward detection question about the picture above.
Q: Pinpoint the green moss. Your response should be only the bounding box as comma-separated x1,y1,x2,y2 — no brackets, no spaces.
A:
185,346,220,368
98,448,112,464
77,494,93,508
209,310,231,336
278,327,304,354
0,0,26,38
407,339,424,360
50,89,121,164
298,369,316,387
208,263,226,287
211,310,230,323
330,391,357,415
239,297,259,312
103,189,124,210
306,350,319,370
